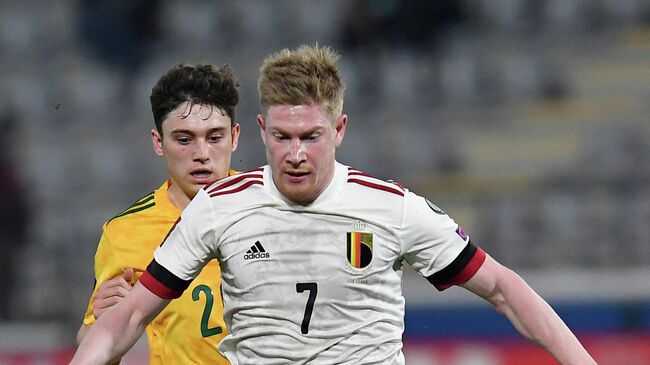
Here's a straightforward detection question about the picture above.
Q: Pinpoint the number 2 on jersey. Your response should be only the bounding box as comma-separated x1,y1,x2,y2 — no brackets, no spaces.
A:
192,284,223,337
296,282,318,334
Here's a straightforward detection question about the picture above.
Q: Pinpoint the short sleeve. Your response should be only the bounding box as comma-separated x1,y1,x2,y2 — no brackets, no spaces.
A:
143,189,218,298
399,192,485,291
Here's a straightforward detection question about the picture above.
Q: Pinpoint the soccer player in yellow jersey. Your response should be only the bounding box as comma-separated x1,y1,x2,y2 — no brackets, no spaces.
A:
76,63,240,364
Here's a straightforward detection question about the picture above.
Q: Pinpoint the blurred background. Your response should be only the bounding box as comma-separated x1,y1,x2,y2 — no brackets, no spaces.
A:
1,0,649,364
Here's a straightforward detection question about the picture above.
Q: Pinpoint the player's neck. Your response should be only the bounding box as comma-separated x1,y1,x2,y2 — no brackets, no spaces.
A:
167,182,192,211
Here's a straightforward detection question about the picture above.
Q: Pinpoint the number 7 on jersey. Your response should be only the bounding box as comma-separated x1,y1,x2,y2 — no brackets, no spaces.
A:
296,282,318,334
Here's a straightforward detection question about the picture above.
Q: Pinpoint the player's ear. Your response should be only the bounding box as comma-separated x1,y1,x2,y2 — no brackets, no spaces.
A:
257,114,267,145
334,114,347,147
151,129,164,156
231,123,240,152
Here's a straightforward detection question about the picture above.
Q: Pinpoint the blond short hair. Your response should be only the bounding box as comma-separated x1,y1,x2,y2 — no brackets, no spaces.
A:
258,45,345,119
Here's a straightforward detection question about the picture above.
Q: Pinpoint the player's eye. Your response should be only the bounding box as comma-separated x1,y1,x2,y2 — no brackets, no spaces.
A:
177,137,191,145
208,134,223,143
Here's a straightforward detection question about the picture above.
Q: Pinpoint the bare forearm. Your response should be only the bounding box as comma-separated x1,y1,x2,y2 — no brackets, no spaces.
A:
462,256,596,365
76,324,89,346
494,269,596,365
75,324,127,365
71,306,146,365
70,283,168,365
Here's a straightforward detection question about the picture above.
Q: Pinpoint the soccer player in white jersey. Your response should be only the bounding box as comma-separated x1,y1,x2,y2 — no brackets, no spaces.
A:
70,45,597,365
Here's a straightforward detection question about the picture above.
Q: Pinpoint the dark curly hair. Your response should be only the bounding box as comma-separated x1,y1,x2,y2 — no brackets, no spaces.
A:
150,63,239,135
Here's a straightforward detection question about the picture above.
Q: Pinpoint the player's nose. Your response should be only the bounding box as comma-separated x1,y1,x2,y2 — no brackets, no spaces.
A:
193,140,210,162
286,139,306,165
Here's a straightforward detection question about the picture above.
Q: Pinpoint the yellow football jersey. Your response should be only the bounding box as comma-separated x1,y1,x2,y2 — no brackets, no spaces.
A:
83,177,234,364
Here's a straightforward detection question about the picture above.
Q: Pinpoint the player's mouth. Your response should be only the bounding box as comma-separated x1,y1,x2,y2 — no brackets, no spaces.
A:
190,169,214,184
284,170,309,183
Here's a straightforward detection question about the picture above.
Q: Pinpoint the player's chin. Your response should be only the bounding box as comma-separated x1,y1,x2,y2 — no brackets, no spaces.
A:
281,184,317,205
184,182,205,196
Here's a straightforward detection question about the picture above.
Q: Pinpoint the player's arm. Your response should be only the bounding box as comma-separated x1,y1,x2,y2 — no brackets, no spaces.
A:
77,222,135,348
72,189,217,364
77,268,135,346
70,281,169,365
75,326,120,365
461,254,597,365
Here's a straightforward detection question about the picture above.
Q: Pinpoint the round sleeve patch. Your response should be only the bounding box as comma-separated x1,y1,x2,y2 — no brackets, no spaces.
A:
425,198,446,215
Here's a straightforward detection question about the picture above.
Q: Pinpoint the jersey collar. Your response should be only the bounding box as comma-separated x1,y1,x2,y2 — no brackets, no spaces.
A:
156,180,182,216
263,161,346,208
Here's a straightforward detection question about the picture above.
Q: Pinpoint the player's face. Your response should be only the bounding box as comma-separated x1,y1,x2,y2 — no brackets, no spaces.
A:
152,101,239,206
258,104,347,205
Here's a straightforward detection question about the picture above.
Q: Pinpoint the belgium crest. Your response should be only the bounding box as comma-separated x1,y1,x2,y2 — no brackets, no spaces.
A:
346,232,373,269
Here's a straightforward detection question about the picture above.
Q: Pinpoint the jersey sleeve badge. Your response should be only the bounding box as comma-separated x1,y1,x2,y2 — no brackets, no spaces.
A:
455,225,470,243
425,198,446,215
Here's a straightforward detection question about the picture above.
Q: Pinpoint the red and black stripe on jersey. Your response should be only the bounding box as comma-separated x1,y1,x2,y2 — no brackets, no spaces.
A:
205,169,264,198
426,241,486,291
140,259,191,299
347,168,405,197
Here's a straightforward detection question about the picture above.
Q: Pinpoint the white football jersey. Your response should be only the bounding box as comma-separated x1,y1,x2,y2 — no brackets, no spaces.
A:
141,162,485,365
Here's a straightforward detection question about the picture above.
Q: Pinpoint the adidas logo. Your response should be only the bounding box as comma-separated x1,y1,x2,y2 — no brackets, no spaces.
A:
244,241,270,260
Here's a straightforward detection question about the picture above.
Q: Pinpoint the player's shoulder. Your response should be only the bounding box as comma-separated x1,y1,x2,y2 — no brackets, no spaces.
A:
105,189,160,227
202,167,265,199
344,166,406,198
